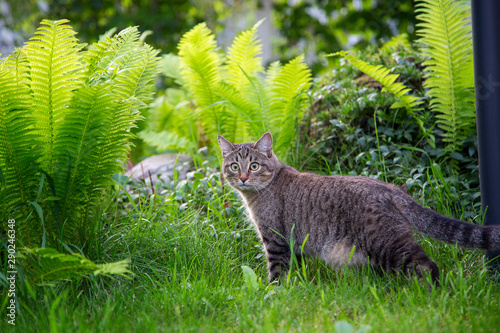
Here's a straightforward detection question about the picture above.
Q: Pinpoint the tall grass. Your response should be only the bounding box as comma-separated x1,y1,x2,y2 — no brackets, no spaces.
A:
3,157,499,333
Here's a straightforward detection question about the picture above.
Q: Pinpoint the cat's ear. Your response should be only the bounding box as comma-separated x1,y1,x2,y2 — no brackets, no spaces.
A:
253,132,273,158
217,134,235,158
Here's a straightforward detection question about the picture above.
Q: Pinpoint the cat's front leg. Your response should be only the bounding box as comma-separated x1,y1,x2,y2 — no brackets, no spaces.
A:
261,231,291,283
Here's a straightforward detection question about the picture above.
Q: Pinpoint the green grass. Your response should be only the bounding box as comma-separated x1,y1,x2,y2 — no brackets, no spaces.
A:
3,161,500,333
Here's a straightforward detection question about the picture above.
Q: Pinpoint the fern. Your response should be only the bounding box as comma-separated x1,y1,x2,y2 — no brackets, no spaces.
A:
0,55,38,225
138,80,198,154
178,22,223,137
24,20,86,174
144,21,312,159
0,51,41,246
222,20,265,143
380,33,410,53
333,51,422,111
161,53,184,85
53,85,116,227
267,55,312,153
139,130,196,153
225,19,264,90
84,26,140,84
18,248,131,285
416,0,475,152
331,51,431,143
0,20,161,248
215,80,265,138
56,28,161,240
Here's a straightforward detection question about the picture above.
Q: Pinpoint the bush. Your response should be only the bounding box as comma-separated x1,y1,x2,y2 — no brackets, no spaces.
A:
0,19,161,249
299,42,480,219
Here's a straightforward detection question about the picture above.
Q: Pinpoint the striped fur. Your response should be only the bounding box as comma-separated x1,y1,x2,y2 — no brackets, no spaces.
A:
218,132,500,283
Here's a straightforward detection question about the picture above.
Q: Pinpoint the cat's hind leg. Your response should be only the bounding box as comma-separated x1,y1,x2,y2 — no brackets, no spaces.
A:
362,225,439,283
386,240,439,283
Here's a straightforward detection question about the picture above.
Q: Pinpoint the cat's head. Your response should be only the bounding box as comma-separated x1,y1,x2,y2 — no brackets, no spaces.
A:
217,132,278,193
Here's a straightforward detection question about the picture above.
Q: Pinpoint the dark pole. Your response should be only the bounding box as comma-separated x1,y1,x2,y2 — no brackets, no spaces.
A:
471,0,500,276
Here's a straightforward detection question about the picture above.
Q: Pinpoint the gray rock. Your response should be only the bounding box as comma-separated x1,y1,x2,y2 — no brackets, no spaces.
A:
126,154,192,189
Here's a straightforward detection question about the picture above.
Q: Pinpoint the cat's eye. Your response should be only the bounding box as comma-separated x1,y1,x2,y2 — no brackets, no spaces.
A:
250,162,260,171
230,163,240,171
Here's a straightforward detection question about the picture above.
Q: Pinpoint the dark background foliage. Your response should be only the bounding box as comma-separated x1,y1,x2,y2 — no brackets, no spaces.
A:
273,0,416,72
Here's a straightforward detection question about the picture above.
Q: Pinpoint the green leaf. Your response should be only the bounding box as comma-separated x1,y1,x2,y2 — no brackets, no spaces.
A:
267,55,312,155
380,34,410,53
138,129,196,153
18,247,132,285
28,201,46,248
241,265,259,290
162,53,184,85
334,321,354,333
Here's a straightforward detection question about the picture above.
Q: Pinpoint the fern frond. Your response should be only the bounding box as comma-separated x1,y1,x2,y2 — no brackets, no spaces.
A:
256,61,283,131
147,90,186,132
169,21,312,158
178,23,224,137
138,130,196,153
18,247,132,285
267,55,312,154
48,25,161,242
222,62,279,141
178,22,221,107
330,51,433,145
225,20,264,90
265,61,282,85
53,85,115,223
0,63,38,224
94,38,161,155
79,42,160,237
333,51,422,111
381,33,410,53
215,81,265,140
0,21,161,249
220,21,266,142
24,19,85,173
84,26,141,84
416,0,475,152
140,89,198,152
162,53,184,85
3,48,31,89
113,43,161,101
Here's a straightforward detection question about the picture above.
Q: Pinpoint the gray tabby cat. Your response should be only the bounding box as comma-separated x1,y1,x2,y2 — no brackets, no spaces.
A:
217,132,500,284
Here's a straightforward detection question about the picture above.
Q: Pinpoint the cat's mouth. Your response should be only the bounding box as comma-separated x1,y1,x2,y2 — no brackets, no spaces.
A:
236,182,254,190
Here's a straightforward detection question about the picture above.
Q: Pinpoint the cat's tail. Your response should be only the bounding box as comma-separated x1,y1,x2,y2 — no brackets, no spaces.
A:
396,197,500,250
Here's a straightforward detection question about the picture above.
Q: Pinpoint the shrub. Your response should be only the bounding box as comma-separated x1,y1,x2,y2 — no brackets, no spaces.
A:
302,42,480,218
0,19,161,249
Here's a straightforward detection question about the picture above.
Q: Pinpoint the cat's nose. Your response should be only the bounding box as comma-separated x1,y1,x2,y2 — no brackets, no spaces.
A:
240,176,248,183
